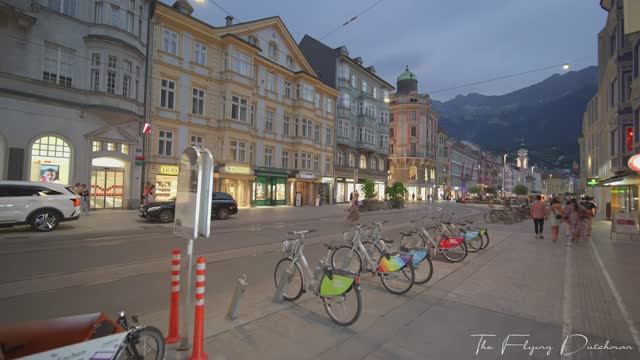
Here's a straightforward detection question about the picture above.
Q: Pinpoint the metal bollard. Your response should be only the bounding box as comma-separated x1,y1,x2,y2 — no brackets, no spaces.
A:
226,274,248,320
273,266,293,303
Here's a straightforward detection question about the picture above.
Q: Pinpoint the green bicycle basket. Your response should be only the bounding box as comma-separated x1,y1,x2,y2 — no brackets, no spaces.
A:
319,269,357,297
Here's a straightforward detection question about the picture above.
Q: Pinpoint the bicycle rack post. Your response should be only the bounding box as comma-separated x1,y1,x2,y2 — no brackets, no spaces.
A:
226,274,248,320
273,266,293,303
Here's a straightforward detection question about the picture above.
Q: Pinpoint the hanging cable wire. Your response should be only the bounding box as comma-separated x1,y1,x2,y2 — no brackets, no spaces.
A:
319,0,385,40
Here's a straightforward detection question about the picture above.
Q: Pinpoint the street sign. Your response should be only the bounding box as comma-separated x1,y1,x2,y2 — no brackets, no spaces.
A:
174,147,201,240
197,149,214,238
586,177,599,187
628,154,640,172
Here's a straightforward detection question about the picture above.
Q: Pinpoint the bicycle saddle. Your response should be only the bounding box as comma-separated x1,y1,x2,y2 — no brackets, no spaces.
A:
400,231,415,237
380,238,394,244
322,243,339,250
287,229,316,235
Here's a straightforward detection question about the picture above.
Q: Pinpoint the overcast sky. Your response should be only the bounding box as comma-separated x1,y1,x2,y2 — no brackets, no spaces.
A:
165,0,606,101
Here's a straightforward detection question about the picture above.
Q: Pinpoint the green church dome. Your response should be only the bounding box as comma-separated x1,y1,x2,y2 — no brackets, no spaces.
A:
397,66,417,81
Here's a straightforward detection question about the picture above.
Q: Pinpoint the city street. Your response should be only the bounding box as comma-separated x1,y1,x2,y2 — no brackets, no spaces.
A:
1,203,639,359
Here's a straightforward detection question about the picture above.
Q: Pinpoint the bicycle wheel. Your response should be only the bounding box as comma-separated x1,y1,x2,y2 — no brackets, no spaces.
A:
331,246,363,273
465,232,482,253
441,240,468,263
380,263,415,295
114,326,165,360
362,241,382,269
400,232,427,248
413,255,433,284
322,286,362,326
481,231,490,249
484,212,493,223
273,258,304,301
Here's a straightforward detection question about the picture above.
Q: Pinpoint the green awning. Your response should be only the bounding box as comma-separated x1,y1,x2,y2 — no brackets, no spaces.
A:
254,167,289,177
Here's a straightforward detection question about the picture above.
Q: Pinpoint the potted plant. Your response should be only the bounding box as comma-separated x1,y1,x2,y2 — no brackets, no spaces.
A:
361,179,380,211
385,181,407,209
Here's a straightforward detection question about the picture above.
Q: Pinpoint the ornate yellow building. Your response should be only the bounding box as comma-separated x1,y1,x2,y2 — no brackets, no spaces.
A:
148,1,337,207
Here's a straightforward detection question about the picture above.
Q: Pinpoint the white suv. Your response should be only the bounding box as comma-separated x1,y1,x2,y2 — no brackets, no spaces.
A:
0,181,81,232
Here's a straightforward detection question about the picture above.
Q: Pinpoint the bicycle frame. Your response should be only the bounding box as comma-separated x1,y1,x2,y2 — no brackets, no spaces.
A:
284,235,331,293
346,226,378,270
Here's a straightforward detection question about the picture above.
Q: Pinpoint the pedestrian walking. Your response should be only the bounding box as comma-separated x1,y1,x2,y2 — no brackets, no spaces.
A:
530,195,547,239
79,184,90,215
549,198,565,242
412,193,416,202
581,196,597,238
346,192,360,224
349,192,353,202
146,185,156,204
564,198,587,242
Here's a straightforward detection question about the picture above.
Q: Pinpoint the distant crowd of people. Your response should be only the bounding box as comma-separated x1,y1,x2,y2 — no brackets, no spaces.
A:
529,195,597,242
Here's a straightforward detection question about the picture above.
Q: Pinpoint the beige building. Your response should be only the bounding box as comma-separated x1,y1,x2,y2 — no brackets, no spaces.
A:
388,67,439,201
148,1,337,207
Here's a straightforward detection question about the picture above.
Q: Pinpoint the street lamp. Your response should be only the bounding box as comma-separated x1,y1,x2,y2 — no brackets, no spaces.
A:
562,63,571,71
502,154,508,196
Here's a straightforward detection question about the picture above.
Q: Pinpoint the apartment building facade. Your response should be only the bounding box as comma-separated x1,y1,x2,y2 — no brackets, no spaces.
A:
0,0,152,209
299,36,393,203
148,1,337,207
388,67,439,201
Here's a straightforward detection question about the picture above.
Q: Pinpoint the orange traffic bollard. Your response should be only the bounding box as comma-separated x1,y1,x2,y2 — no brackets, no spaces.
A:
189,257,208,360
165,249,181,344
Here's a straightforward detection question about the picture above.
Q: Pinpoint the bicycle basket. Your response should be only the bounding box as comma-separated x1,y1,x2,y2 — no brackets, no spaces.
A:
408,248,428,266
282,239,298,254
375,253,412,273
342,231,356,243
319,269,357,297
438,237,464,249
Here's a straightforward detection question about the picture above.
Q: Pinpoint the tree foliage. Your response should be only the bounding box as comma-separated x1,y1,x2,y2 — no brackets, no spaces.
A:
361,179,377,199
385,181,408,200
513,184,529,196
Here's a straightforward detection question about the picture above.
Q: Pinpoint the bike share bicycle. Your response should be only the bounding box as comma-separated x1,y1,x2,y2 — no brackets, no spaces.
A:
399,216,468,263
330,225,416,295
438,212,490,251
273,230,362,326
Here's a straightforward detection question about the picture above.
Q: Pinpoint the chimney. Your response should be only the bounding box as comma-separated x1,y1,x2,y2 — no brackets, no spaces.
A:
225,15,234,26
172,0,194,16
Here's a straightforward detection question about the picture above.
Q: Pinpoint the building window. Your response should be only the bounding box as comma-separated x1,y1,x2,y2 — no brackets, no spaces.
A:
94,2,102,23
314,124,321,143
314,154,320,172
339,63,349,79
411,112,417,121
247,35,258,47
390,144,395,154
230,140,247,162
106,142,115,152
282,151,289,169
190,135,203,149
250,104,256,128
91,53,101,67
359,154,367,169
370,156,377,170
284,81,292,98
409,166,417,180
92,141,101,152
160,79,175,109
265,110,274,132
390,128,394,138
46,0,77,17
326,128,333,146
126,10,134,33
379,159,384,171
249,143,255,164
163,29,178,55
266,72,276,92
283,115,290,136
122,75,131,97
295,118,299,136
301,85,313,102
43,42,74,87
286,55,294,68
194,42,207,65
410,126,417,137
325,159,331,174
91,69,100,91
373,87,378,99
124,60,132,73
294,152,299,169
410,143,417,154
337,150,345,166
362,81,368,93
268,41,278,59
231,96,248,121
106,71,116,94
326,98,334,113
192,88,205,115
108,56,117,69
158,130,173,156
265,147,273,167
348,153,355,167
120,144,129,154
229,51,251,76
351,74,357,88
301,153,312,170
302,119,313,138
138,5,142,39
110,5,120,27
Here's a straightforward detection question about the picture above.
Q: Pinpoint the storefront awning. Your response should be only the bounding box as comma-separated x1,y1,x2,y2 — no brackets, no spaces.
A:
599,170,640,186
254,167,289,177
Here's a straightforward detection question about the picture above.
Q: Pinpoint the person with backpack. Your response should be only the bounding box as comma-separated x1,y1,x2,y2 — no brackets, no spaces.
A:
581,196,597,239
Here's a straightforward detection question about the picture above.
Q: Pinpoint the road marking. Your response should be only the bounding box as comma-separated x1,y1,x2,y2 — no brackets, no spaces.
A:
589,240,640,349
562,240,573,345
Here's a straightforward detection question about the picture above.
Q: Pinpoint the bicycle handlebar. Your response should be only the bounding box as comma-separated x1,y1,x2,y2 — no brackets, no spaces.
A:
286,230,316,235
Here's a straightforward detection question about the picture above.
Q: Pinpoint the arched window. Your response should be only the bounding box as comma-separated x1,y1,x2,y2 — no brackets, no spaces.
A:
379,158,385,171
30,135,72,184
370,156,377,170
409,166,417,180
348,153,355,167
337,150,345,166
359,154,367,169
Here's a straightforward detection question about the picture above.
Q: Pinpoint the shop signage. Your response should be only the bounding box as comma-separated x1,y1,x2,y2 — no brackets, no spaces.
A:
586,177,599,187
159,164,179,176
628,154,640,172
336,177,346,182
297,172,316,180
223,165,252,175
321,177,333,183
613,212,638,234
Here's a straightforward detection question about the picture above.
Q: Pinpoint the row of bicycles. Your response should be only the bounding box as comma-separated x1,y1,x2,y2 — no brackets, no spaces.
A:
272,212,490,326
484,202,530,224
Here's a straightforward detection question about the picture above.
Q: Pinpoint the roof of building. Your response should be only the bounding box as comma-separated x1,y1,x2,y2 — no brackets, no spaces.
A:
397,66,417,82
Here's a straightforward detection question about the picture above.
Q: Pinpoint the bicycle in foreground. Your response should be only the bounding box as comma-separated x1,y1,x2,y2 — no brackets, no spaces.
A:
361,220,433,284
331,225,416,294
115,311,165,360
273,230,362,326
399,216,468,263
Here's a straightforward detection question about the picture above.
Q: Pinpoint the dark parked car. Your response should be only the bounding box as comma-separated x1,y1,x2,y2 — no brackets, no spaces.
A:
139,192,238,223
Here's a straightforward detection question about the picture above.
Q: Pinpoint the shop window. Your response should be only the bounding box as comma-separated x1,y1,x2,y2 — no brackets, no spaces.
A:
120,144,129,154
107,142,115,151
30,135,71,184
92,141,101,152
